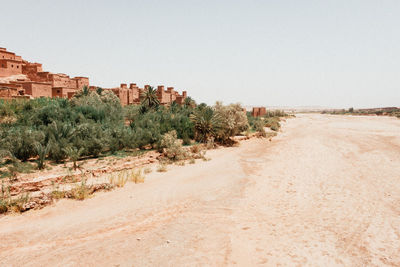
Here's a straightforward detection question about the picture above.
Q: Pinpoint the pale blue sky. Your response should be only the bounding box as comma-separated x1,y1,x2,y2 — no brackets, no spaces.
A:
1,0,399,108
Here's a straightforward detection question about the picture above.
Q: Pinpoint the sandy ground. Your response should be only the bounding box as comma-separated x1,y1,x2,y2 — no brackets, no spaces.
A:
1,114,400,266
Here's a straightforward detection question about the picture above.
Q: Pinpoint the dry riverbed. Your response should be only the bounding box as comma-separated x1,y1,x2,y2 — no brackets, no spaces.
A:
1,114,400,266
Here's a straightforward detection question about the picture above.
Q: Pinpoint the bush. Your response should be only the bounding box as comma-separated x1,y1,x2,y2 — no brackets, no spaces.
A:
1,127,44,161
124,105,140,125
253,120,266,137
264,117,281,131
189,144,206,159
213,102,249,145
159,131,187,161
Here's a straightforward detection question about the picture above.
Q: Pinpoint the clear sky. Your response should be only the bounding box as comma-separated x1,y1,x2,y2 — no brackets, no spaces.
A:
1,0,399,108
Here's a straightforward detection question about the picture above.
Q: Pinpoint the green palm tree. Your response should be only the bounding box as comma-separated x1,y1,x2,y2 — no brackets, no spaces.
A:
46,121,75,162
189,107,220,143
141,86,160,109
35,142,50,170
170,101,180,113
96,87,103,95
83,85,90,96
184,97,196,109
63,146,84,170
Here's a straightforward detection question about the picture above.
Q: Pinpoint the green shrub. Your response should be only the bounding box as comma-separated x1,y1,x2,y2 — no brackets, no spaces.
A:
253,120,266,136
264,117,281,131
1,127,44,161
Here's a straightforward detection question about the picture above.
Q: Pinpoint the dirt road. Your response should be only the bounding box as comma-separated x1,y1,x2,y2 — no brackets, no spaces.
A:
1,114,400,266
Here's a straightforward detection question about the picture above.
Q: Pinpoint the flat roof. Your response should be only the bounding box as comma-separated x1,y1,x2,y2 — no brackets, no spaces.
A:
0,82,20,85
25,62,42,66
14,81,52,85
0,50,16,55
0,58,23,63
0,83,22,88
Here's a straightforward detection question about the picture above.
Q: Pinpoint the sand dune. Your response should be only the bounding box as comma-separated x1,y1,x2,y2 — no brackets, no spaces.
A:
1,114,400,266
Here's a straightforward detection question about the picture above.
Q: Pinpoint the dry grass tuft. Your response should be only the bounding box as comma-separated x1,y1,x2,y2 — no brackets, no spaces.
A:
1,182,30,213
0,192,30,214
108,171,127,188
69,179,91,200
189,145,202,154
51,189,67,200
107,169,145,186
157,164,168,172
128,169,145,184
144,167,152,174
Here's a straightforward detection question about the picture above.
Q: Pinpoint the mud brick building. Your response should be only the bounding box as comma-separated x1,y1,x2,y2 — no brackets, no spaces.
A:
100,83,187,106
252,107,267,117
156,85,187,105
0,83,25,99
0,48,89,99
0,48,187,106
0,48,23,77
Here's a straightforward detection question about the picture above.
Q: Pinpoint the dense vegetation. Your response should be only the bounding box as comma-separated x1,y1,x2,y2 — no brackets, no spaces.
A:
0,87,288,177
0,88,241,175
